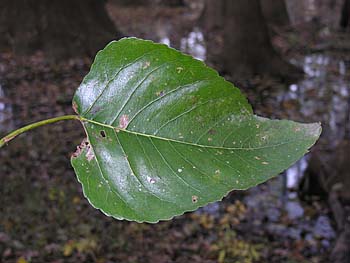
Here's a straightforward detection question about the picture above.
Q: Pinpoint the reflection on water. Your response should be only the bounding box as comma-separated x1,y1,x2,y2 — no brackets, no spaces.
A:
160,37,171,47
286,156,309,189
170,22,345,245
158,27,207,61
0,82,13,133
285,54,349,145
277,53,348,217
303,54,330,77
264,53,349,243
195,52,344,248
180,28,206,61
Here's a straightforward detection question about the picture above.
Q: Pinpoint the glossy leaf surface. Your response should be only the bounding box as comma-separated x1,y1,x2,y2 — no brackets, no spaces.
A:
71,38,321,223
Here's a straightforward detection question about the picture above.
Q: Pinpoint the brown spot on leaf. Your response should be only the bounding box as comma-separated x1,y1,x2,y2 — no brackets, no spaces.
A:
100,130,106,138
208,129,216,135
72,138,88,158
119,115,129,129
71,138,95,162
90,106,101,115
156,90,164,97
191,96,199,105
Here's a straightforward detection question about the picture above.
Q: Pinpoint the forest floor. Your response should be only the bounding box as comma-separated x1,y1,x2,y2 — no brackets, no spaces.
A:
1,3,350,263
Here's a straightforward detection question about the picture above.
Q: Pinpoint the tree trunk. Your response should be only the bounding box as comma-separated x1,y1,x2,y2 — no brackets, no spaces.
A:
109,0,151,6
110,0,185,6
0,0,122,59
261,0,290,27
200,0,225,33
340,0,350,28
205,0,302,80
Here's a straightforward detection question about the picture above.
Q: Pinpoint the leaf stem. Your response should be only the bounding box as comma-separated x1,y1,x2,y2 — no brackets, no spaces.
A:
0,115,80,148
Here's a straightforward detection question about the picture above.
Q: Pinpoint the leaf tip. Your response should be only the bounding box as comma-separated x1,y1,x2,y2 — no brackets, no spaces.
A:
305,121,322,139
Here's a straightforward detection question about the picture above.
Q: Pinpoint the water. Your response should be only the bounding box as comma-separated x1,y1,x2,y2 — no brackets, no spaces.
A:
191,50,342,249
271,53,348,227
286,156,309,189
284,54,350,147
156,25,341,246
159,27,207,61
160,37,171,46
180,28,206,61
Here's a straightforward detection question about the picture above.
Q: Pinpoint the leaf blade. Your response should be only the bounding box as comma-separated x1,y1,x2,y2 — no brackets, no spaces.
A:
71,38,321,223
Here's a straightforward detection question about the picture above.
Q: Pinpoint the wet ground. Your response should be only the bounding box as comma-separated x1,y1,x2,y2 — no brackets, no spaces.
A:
1,3,350,263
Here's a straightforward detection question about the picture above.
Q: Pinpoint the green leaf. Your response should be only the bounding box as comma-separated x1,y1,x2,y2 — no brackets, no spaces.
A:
71,37,321,223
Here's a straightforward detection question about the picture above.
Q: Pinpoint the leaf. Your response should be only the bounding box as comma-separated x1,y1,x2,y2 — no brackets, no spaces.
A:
71,38,321,223
16,257,28,263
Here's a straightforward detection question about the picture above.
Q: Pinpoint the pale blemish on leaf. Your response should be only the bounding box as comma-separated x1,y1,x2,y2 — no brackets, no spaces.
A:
72,101,78,114
85,144,95,162
192,195,198,203
147,176,156,184
143,61,151,69
176,67,183,73
156,90,164,97
119,115,129,129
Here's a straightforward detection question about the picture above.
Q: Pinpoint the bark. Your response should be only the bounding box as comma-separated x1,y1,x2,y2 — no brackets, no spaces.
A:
261,0,290,27
154,0,185,6
110,0,185,6
301,141,350,200
202,0,302,80
109,0,151,6
0,0,122,59
286,0,304,25
340,0,350,28
200,0,225,33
